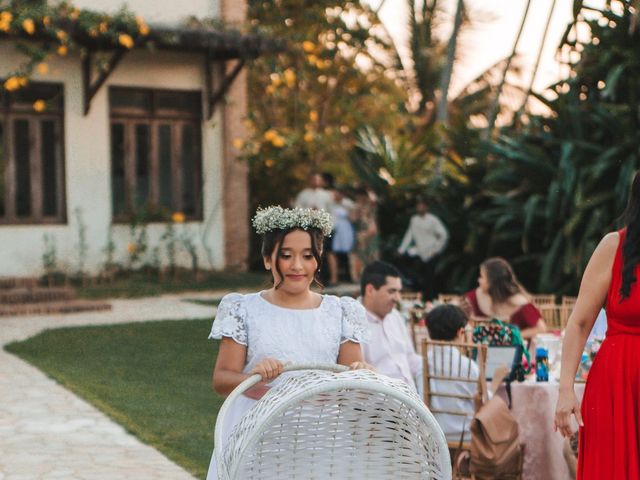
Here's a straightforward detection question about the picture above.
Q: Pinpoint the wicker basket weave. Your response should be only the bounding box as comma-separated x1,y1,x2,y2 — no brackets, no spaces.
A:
215,364,451,479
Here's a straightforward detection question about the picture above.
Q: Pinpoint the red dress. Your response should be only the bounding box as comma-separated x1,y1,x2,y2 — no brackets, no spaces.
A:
464,289,541,330
579,228,640,478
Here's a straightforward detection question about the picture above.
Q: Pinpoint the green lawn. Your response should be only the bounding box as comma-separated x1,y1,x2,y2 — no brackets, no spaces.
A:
183,299,221,307
76,271,269,299
5,319,222,479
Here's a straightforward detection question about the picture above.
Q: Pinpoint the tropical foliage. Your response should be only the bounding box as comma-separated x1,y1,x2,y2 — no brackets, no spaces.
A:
436,0,640,294
243,0,407,212
347,0,640,295
241,0,639,294
0,0,151,95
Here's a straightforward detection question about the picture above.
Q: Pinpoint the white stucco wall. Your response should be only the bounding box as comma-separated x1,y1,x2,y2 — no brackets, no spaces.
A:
0,42,225,276
71,0,220,25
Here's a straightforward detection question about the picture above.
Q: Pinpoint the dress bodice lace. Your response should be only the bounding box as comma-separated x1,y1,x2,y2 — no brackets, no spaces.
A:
209,292,369,374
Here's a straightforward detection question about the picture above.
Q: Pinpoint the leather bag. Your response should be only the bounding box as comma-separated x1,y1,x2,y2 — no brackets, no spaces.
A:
469,393,523,479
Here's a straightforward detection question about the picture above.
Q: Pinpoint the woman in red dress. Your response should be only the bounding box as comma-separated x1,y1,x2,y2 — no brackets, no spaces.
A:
464,257,547,340
555,172,640,479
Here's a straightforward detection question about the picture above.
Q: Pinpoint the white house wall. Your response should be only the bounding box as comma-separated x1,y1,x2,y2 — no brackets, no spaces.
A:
70,0,220,25
0,43,226,276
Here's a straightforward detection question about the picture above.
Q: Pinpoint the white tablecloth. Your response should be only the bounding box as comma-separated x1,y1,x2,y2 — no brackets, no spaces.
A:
498,381,585,480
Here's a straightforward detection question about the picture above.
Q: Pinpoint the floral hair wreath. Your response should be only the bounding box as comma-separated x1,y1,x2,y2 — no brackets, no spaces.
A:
252,206,333,236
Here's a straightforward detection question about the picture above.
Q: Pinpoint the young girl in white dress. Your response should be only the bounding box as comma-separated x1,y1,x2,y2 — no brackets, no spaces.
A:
205,206,370,480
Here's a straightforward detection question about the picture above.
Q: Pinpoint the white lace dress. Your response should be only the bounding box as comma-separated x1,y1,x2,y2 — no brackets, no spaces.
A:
206,291,369,480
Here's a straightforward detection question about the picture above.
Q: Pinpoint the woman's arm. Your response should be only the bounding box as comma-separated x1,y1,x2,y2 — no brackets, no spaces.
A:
212,337,283,398
337,341,371,370
212,337,250,396
554,232,618,436
520,319,547,340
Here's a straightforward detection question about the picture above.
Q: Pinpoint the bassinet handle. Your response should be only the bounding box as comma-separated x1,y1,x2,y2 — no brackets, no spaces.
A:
214,363,349,479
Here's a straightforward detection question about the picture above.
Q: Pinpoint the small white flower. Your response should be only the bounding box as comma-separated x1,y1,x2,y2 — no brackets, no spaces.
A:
252,206,333,236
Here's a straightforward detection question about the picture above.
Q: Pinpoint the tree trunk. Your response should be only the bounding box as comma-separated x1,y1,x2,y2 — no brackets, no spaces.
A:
483,0,532,139
436,0,464,126
516,0,558,117
434,0,464,175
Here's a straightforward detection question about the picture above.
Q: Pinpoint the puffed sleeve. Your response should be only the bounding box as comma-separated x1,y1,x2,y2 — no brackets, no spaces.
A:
339,296,370,344
208,293,248,345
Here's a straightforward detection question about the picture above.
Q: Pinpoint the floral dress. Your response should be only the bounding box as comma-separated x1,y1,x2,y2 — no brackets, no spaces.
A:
205,291,369,480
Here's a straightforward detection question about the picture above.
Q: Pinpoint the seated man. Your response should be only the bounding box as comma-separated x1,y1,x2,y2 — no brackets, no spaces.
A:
360,261,422,393
426,304,479,441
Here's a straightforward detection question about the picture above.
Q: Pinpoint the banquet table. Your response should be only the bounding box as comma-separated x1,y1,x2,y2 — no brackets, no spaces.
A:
498,380,585,480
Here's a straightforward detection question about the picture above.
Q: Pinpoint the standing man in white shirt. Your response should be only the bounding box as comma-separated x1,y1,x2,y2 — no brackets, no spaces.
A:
359,261,423,392
294,172,334,283
293,172,333,211
397,197,448,300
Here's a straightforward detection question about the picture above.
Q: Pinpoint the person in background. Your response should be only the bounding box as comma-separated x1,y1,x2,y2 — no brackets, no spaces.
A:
293,172,333,212
555,172,640,480
397,197,448,300
328,187,355,285
294,172,334,283
359,261,423,393
205,206,369,480
350,187,379,281
464,257,547,340
426,304,479,441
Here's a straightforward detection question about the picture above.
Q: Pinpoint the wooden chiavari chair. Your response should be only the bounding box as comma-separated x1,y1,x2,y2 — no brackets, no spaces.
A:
538,305,563,331
422,339,487,479
530,294,556,309
558,296,577,330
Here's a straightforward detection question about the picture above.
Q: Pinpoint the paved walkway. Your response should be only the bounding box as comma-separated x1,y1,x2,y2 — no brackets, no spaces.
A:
0,294,218,480
0,285,360,480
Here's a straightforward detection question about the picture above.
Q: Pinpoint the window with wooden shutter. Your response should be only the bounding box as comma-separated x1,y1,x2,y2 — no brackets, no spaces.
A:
109,87,203,222
0,82,66,224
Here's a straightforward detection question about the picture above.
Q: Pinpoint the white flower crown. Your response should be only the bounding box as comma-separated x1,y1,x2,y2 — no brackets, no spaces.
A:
252,206,333,236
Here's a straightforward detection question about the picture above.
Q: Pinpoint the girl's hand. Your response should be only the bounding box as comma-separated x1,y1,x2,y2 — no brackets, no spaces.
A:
349,361,375,371
554,388,583,438
250,357,284,381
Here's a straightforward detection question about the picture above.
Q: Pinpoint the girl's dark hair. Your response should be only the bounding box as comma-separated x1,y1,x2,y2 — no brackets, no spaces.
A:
426,304,468,341
481,257,527,305
620,172,640,299
261,227,324,289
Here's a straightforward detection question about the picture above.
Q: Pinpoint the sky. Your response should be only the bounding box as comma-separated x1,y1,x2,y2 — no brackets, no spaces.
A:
369,0,579,96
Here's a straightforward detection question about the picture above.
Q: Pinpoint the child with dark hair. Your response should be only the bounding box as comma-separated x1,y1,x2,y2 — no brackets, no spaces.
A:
426,304,469,341
426,304,479,442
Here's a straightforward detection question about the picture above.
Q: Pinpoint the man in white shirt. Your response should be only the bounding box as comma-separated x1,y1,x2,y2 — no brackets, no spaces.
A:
359,261,423,392
293,172,333,212
294,172,334,283
397,197,448,300
426,304,479,441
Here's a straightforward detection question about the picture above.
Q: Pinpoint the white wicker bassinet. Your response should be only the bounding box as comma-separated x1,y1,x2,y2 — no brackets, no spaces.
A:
215,364,451,480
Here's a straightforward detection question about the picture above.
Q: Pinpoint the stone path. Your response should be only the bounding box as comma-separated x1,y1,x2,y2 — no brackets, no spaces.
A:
0,294,218,480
